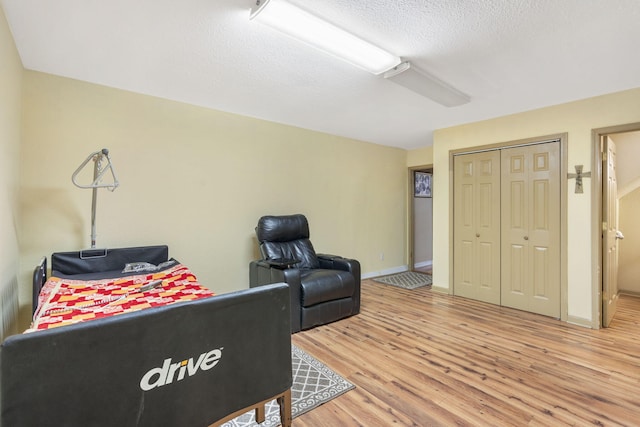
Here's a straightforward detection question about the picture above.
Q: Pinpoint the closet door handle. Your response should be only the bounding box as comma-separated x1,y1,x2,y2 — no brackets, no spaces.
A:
476,233,480,238
524,236,529,240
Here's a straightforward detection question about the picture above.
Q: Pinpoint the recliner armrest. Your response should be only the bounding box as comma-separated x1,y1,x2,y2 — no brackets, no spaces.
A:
251,261,302,286
317,254,359,273
249,260,303,333
316,254,361,315
262,258,300,269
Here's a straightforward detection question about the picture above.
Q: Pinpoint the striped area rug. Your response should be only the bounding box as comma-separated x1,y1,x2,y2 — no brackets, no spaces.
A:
373,271,433,290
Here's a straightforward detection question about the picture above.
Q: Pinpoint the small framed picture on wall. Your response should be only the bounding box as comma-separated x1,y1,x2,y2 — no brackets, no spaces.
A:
414,171,432,198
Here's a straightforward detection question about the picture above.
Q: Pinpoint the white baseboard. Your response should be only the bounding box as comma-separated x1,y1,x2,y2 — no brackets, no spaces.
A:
362,265,408,279
413,260,432,269
431,285,450,294
566,315,597,329
620,290,640,298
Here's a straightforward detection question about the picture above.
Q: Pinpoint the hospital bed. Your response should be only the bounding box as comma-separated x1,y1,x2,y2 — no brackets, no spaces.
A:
1,245,292,426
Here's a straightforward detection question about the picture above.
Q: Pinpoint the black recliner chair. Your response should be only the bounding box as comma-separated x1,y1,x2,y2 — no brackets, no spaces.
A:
249,214,361,333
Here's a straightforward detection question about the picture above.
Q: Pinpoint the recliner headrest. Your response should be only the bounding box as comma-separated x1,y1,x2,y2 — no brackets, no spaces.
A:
256,214,310,242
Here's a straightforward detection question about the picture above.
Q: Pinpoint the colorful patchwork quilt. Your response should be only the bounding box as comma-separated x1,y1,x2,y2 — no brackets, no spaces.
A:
29,262,214,332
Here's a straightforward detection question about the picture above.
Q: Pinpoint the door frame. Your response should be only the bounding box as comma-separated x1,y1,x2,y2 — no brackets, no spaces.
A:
591,122,640,328
449,133,568,320
408,164,433,272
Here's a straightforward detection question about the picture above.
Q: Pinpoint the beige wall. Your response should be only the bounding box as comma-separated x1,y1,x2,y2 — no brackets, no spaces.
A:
18,71,408,329
432,88,640,326
407,145,433,168
0,4,23,338
619,187,640,294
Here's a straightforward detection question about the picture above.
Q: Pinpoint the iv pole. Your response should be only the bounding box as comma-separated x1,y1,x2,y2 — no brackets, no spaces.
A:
71,148,119,248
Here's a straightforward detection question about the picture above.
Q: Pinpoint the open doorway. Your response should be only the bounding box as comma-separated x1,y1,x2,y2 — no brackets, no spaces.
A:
409,166,433,274
614,131,640,299
593,123,640,327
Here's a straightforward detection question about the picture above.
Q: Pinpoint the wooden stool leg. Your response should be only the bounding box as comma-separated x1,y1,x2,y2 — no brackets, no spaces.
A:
254,404,266,424
277,389,292,427
208,390,291,427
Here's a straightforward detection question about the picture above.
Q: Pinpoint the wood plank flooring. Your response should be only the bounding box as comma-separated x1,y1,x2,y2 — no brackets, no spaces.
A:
291,279,640,426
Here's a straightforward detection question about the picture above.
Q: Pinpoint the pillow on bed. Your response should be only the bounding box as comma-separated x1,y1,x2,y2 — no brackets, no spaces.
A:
122,260,176,274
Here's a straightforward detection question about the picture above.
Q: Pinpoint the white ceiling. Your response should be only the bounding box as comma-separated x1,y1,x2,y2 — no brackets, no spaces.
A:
3,0,640,149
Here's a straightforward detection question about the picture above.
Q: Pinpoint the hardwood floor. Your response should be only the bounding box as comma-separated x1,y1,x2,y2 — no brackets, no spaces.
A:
291,279,640,426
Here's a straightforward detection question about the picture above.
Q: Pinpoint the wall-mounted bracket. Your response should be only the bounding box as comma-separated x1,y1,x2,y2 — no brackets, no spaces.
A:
567,165,591,194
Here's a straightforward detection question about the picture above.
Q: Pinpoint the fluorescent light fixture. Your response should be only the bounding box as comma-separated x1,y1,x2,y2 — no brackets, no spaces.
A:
384,61,470,107
250,0,401,75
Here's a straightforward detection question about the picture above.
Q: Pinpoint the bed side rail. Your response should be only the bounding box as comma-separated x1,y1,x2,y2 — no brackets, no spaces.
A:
32,257,47,315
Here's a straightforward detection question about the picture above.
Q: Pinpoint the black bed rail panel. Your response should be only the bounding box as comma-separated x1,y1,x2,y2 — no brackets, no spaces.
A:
1,283,292,427
51,245,169,277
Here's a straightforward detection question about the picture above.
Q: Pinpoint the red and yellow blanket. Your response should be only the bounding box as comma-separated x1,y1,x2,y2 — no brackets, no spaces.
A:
29,263,214,332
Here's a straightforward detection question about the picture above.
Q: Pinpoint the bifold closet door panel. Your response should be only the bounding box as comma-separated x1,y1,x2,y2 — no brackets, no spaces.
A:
500,142,561,317
453,151,501,305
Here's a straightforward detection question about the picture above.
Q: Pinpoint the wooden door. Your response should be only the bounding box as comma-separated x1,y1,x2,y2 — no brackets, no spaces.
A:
453,151,501,304
603,136,619,327
501,142,560,317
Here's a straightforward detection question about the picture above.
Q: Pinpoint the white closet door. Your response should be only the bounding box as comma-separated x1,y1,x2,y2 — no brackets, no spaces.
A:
453,151,501,304
500,142,560,317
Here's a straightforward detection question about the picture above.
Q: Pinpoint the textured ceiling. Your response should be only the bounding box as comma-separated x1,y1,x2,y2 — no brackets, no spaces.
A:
3,0,640,149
